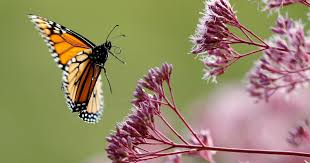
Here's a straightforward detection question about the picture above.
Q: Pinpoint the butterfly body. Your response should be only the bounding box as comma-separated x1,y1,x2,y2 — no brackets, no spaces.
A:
28,14,116,123
89,42,111,68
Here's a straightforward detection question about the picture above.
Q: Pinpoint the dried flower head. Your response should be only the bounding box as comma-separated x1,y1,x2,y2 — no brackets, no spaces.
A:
247,15,310,101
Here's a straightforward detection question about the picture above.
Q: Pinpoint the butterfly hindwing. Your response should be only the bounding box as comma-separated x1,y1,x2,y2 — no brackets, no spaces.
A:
28,14,96,69
79,75,104,123
62,49,103,123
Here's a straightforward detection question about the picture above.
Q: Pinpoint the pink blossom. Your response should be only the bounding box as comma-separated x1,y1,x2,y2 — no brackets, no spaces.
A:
191,84,310,163
191,0,240,81
165,154,182,163
191,0,270,82
106,63,217,163
287,120,310,146
246,15,310,101
187,130,217,163
106,63,173,163
262,0,310,9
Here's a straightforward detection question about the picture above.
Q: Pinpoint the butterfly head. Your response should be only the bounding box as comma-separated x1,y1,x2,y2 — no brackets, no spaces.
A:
104,41,112,51
90,25,125,68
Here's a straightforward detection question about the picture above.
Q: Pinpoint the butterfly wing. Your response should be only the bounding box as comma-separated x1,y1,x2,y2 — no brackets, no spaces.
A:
79,75,104,123
62,49,103,123
28,14,96,69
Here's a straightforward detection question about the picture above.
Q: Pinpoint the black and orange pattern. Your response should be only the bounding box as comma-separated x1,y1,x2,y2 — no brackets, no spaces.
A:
28,14,95,69
28,14,105,123
62,50,103,123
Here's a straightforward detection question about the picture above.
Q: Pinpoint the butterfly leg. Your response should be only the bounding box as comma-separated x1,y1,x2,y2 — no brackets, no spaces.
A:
103,67,113,94
108,50,126,64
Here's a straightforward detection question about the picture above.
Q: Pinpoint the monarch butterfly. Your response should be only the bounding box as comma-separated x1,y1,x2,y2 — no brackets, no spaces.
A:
28,14,124,123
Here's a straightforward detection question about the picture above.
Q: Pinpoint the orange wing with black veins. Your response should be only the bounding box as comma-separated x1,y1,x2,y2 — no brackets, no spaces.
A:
28,14,96,69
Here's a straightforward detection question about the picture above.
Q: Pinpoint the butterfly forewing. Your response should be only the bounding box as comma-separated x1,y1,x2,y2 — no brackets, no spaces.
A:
28,14,96,69
63,49,103,123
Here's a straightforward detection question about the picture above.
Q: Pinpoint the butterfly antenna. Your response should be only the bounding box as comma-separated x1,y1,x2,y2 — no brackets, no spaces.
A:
108,50,126,64
102,67,113,94
112,46,122,55
110,34,126,41
106,25,119,42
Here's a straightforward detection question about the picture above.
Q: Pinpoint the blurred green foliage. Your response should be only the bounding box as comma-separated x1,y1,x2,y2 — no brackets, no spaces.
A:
0,0,307,162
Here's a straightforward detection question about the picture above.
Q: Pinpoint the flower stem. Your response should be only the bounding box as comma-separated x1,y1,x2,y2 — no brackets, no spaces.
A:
237,48,267,58
240,27,254,43
171,104,206,146
153,128,173,143
301,1,310,7
167,79,176,107
137,146,174,158
165,80,206,146
172,144,310,158
240,25,268,46
157,114,189,145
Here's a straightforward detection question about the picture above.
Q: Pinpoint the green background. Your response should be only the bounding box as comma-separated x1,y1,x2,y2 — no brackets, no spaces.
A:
0,0,307,162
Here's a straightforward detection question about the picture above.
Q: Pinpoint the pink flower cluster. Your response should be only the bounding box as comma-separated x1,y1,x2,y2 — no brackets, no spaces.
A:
191,0,239,53
247,15,310,101
165,130,216,163
262,0,310,9
106,63,216,163
190,0,240,81
103,0,310,163
106,63,172,162
287,120,310,147
191,85,310,163
187,130,216,163
191,0,269,82
191,0,310,101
